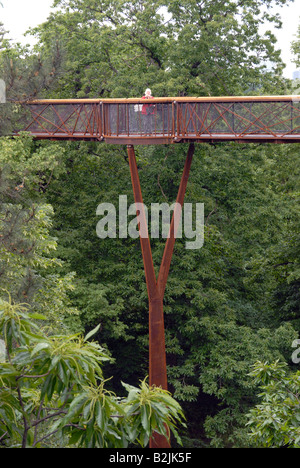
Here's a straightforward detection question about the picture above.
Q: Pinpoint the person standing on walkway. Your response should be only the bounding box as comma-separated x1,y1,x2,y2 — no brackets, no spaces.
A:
141,88,155,135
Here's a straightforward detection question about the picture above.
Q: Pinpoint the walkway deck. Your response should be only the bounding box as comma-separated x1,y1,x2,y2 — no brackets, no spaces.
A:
18,96,300,144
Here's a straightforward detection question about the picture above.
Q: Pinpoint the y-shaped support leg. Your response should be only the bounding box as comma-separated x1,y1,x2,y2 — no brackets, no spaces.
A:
127,143,195,448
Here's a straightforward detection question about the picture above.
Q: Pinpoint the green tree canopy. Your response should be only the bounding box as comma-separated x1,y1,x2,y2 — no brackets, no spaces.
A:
29,0,292,97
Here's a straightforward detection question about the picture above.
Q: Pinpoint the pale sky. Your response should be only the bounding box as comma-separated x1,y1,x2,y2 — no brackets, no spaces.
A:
0,0,299,78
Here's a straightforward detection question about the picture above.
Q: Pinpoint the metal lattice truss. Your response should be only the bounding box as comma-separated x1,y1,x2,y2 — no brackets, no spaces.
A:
19,96,300,144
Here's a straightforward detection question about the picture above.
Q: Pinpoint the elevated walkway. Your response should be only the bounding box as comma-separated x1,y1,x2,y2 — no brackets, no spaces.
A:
18,96,300,144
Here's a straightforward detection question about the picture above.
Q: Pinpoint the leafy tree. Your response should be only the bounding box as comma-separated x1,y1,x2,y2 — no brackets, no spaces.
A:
291,21,300,68
0,296,185,448
246,360,300,448
162,0,291,95
242,143,300,332
0,22,65,136
0,134,76,328
31,0,292,98
0,30,64,103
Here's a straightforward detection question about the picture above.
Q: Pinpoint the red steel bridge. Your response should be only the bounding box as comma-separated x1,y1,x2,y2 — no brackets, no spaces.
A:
14,95,300,448
19,95,300,144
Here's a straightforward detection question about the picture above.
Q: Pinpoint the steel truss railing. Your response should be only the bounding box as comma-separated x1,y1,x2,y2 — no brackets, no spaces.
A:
18,96,300,144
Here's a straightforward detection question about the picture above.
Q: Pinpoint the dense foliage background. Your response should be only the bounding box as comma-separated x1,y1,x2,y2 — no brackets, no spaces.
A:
0,0,299,448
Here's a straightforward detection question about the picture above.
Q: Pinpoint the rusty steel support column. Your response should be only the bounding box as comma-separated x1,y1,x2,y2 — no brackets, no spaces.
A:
127,143,195,449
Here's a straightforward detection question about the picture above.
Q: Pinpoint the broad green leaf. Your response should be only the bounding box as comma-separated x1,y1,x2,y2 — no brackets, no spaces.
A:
31,342,50,357
84,324,101,342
